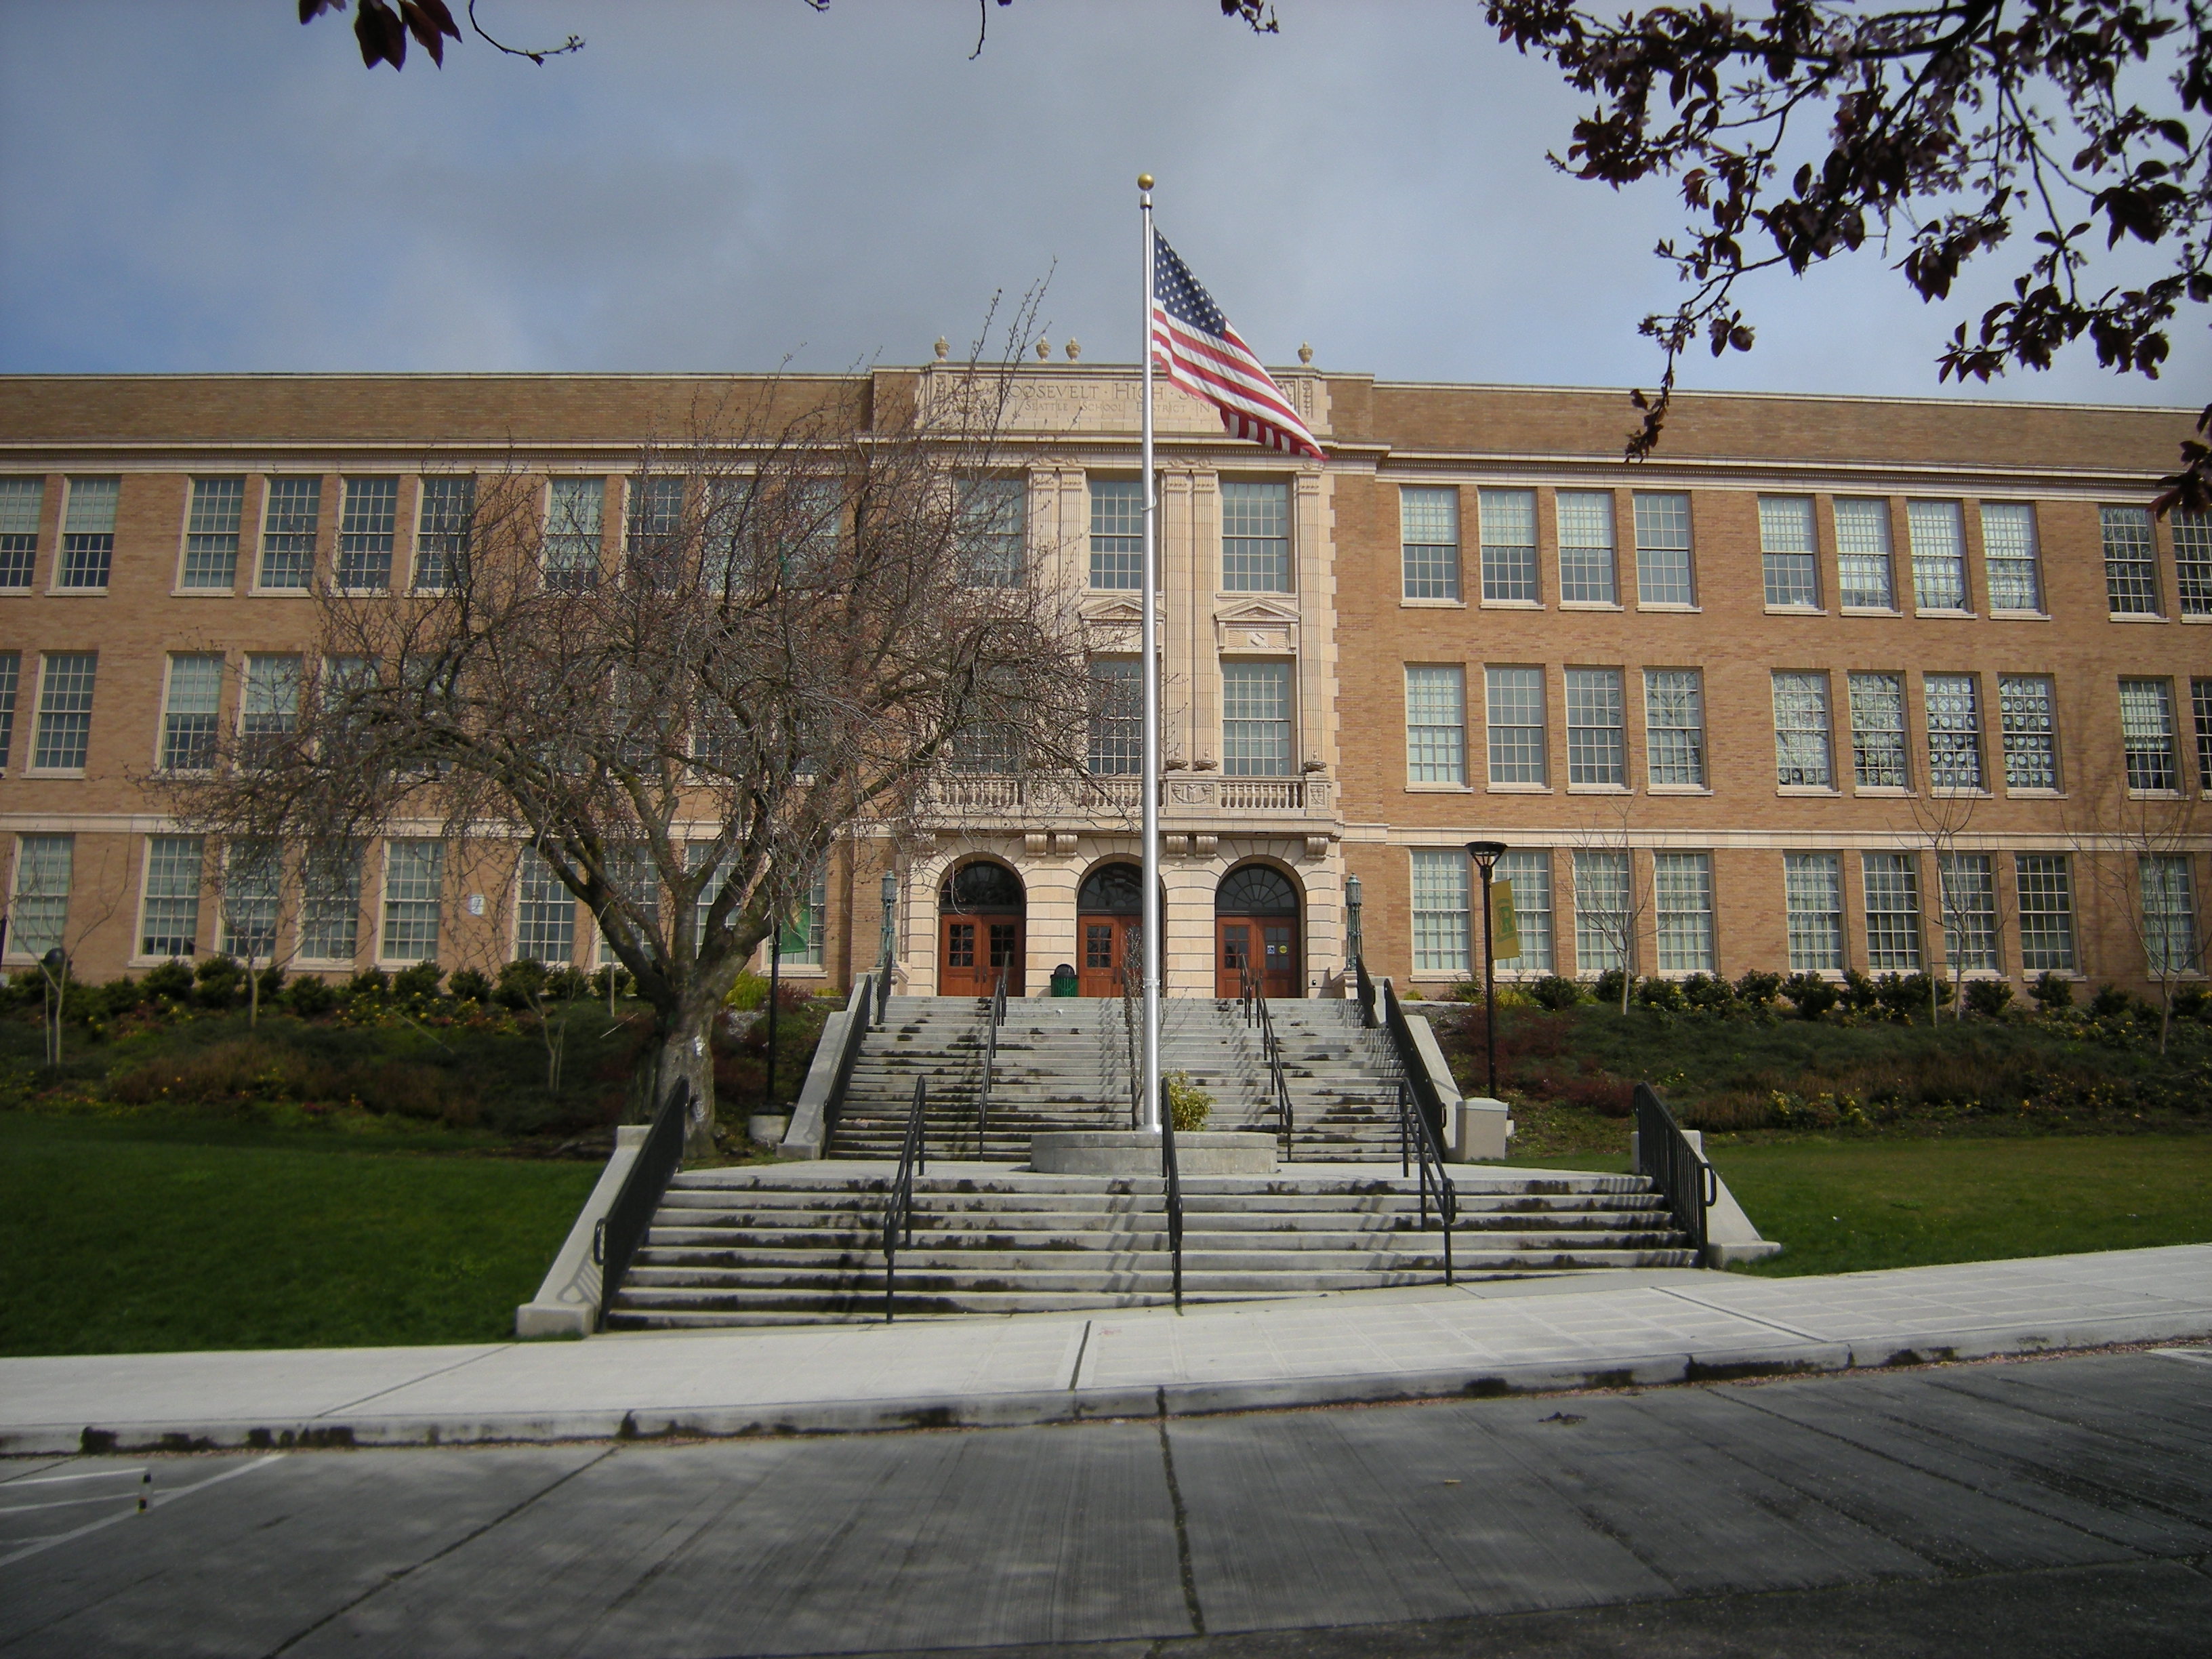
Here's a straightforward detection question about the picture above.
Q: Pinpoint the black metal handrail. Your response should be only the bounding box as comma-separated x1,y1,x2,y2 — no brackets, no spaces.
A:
1394,1078,1456,1286
1238,964,1296,1159
1378,976,1446,1147
1633,1082,1715,1258
1353,951,1378,1029
1159,1076,1184,1311
975,968,1006,1159
883,1074,928,1322
593,1077,693,1330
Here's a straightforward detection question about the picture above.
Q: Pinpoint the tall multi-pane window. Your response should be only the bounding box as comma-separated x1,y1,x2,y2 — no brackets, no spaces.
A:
1495,849,1555,972
33,652,96,772
1089,478,1143,590
1833,497,1896,609
1409,848,1471,975
1925,673,1984,790
58,477,119,589
626,475,684,589
259,477,321,590
161,654,223,772
2194,678,2212,792
182,478,244,590
1573,849,1631,975
415,475,474,590
2142,856,2203,974
688,843,732,951
1221,480,1290,592
957,477,1025,588
140,836,204,958
1862,853,1923,970
1849,672,1910,789
1999,675,2059,790
1221,660,1292,776
1907,499,1967,611
2102,506,2160,614
1486,665,1548,785
336,477,398,592
1784,853,1844,971
382,840,445,961
1981,501,2044,612
1404,666,1467,785
1399,486,1460,600
1938,853,1999,973
1758,495,1818,608
1771,670,1833,787
775,865,829,966
1478,487,1536,602
2121,678,2178,792
1643,669,1705,787
1633,492,1695,605
0,653,18,770
1564,668,1625,785
1556,491,1618,604
1653,852,1715,972
545,478,604,591
598,849,651,964
515,850,576,964
1088,659,1142,775
241,654,300,766
11,835,73,957
300,842,362,963
2013,855,2076,972
0,477,40,589
221,840,282,962
2175,509,2212,617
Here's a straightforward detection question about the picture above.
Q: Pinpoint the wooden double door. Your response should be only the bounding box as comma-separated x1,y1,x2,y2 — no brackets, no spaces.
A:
941,914,1022,998
1215,918,1298,999
1076,862,1145,998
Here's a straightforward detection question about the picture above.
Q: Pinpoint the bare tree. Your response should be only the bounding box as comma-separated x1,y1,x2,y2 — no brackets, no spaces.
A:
1569,793,1652,1012
164,316,1094,1153
2064,746,2209,1050
1901,788,2002,1023
17,841,125,1068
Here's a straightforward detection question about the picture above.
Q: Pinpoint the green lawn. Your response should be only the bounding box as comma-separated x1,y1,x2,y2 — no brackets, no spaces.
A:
0,1113,598,1356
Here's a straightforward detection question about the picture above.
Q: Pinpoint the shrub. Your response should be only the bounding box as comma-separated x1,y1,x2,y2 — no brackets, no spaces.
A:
546,965,592,1001
255,963,285,1002
1591,968,1630,1008
2174,983,2211,1021
142,959,196,1002
1636,976,1686,1012
1165,1071,1212,1132
495,959,549,1009
590,965,634,1001
193,955,243,1010
1965,978,2015,1019
94,976,144,1017
1529,974,1583,1011
722,971,771,1012
391,960,445,1000
447,967,493,1004
1779,972,1840,1020
283,975,337,1017
2032,970,2075,1012
346,967,390,1002
1680,972,1735,1012
2089,983,2133,1020
1841,968,1880,1014
1732,968,1782,1008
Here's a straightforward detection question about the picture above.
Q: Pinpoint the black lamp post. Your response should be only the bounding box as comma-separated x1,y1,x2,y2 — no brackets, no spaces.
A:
1344,873,1363,974
1465,841,1508,1097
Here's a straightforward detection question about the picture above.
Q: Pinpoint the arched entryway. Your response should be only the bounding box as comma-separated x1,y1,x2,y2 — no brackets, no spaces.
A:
1076,861,1145,997
939,859,1025,997
1215,863,1302,998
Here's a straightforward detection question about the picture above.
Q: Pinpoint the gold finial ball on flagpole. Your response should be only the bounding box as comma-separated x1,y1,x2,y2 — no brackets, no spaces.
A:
1137,173,1154,190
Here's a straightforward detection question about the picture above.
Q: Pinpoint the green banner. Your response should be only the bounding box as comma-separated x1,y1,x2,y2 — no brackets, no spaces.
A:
1490,878,1519,964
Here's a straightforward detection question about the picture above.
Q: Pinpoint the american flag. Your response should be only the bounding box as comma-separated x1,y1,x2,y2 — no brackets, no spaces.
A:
1150,232,1324,461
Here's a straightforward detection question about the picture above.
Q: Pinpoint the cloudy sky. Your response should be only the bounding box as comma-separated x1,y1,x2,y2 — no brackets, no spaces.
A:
1,0,2202,410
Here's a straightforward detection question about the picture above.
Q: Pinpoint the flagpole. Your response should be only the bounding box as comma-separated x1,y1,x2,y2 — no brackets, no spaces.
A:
1138,172,1162,1134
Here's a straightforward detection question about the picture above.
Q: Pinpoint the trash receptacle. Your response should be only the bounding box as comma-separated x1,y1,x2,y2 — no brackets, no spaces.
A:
1050,964,1079,997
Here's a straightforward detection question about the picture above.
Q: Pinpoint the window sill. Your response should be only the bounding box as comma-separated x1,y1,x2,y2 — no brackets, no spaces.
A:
1646,783,1713,796
249,588,314,598
21,769,86,780
1565,783,1631,795
1405,782,1475,794
1557,600,1623,613
45,588,108,598
1763,605,1825,617
1913,609,1976,620
1477,598,1543,611
2005,787,2066,800
1486,781,1553,794
2128,789,2185,801
2182,613,2212,623
2106,612,2167,623
1636,602,1701,614
1400,596,1467,609
1839,606,1902,618
1989,609,2050,621
171,587,237,598
1776,785,1841,797
0,587,33,598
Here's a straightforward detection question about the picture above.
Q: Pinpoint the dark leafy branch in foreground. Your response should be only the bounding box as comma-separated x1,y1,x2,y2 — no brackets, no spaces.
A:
300,0,581,70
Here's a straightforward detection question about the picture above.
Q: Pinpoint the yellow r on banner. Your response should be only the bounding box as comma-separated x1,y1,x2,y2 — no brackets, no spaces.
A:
1490,878,1519,964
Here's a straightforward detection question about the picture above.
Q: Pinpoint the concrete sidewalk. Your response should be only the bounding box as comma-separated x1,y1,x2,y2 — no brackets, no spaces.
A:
6,1244,2209,1457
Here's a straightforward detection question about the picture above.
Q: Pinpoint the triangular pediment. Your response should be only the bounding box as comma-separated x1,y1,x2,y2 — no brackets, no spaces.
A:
1214,597,1301,626
1082,596,1147,623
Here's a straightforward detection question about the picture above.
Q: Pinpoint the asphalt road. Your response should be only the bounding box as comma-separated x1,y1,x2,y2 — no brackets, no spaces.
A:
3,1349,2208,1658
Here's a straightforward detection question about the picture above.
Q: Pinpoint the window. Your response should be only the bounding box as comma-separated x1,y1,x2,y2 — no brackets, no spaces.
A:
2175,509,2212,617
2015,855,2076,973
688,843,734,951
1486,665,1547,785
1573,849,1631,975
545,478,604,590
777,866,828,967
0,652,16,769
1907,499,1967,611
1633,491,1694,605
1833,497,1896,609
1088,478,1143,590
1088,658,1143,775
1653,852,1714,972
300,842,361,962
2122,679,2177,792
1410,848,1471,975
259,477,320,590
381,840,445,961
32,652,96,771
958,477,1025,588
1771,671,1833,787
415,475,474,590
1494,849,1555,973
1405,666,1466,785
1862,853,1923,970
241,654,301,765
1848,672,1909,790
58,477,118,589
0,476,40,589
2195,679,2212,792
1999,676,2059,791
1925,673,1984,790
1478,487,1536,602
2142,856,2202,975
182,478,243,590
1564,668,1625,786
1221,480,1290,592
160,654,223,772
10,835,72,958
1400,486,1460,600
2102,506,2160,615
624,475,684,589
515,849,576,964
1758,495,1818,608
1221,659,1292,776
1784,853,1844,972
220,840,281,962
1644,669,1705,787
335,477,398,592
1939,853,1999,974
140,836,204,958
1556,491,1617,604
1982,501,2043,612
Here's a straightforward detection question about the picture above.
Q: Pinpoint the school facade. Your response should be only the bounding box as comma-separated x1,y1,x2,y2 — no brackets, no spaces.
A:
1,368,2206,1000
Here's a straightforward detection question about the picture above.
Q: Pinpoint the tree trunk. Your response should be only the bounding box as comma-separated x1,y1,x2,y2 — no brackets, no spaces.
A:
632,993,722,1161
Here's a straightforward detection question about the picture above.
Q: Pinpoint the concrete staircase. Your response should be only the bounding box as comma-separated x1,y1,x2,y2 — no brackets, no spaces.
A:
603,1164,1700,1327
